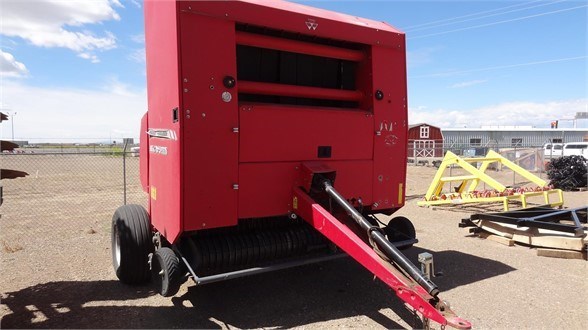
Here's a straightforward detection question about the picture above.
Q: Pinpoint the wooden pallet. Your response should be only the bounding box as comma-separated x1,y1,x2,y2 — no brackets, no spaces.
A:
471,225,587,260
477,232,514,247
536,248,587,260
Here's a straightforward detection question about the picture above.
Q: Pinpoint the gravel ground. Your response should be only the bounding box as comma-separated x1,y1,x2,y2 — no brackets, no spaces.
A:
1,157,586,329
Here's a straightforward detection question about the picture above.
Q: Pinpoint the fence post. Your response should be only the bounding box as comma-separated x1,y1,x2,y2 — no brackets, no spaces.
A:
123,140,128,205
539,146,543,179
513,145,516,186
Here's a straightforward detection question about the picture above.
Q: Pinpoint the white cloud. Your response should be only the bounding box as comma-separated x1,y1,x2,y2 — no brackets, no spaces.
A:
130,33,145,44
127,0,142,9
1,80,146,142
78,52,100,64
409,99,588,128
128,48,146,63
407,47,442,69
449,79,488,88
0,50,29,78
103,76,139,97
0,0,122,62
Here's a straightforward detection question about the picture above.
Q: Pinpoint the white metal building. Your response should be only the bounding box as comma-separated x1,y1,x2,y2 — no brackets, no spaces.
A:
441,127,588,147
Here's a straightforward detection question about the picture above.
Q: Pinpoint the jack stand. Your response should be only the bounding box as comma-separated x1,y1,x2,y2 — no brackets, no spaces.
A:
418,252,435,280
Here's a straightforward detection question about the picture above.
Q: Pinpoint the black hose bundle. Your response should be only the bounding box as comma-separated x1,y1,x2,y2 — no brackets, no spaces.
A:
547,155,588,191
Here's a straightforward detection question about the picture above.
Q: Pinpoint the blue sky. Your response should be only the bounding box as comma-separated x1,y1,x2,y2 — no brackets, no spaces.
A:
0,0,586,142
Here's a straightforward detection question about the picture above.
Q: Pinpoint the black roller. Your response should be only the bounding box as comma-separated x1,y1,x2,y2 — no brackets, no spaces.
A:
224,237,232,265
242,232,254,266
226,235,236,269
255,232,266,261
211,233,223,270
200,235,211,271
182,219,329,274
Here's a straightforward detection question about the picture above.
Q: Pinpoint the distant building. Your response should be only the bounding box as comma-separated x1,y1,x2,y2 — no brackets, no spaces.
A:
441,127,588,148
407,123,443,158
9,141,29,147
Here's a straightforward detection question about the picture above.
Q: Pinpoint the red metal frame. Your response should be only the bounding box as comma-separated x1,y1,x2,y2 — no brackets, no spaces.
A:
293,187,472,329
238,81,364,102
236,31,365,62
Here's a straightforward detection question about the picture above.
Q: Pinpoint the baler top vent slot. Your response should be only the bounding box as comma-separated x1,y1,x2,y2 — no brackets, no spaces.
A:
235,24,365,109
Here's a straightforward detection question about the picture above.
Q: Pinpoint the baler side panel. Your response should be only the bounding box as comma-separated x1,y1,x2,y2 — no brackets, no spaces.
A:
371,44,408,211
139,112,149,194
144,0,183,243
180,13,239,231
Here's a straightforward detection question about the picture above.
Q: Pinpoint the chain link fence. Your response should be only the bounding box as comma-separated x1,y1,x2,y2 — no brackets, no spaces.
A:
409,143,552,169
2,142,559,236
2,141,578,249
0,147,145,254
407,143,562,191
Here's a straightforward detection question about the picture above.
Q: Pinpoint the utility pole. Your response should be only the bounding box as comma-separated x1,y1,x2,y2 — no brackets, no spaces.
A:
10,112,17,141
0,108,16,141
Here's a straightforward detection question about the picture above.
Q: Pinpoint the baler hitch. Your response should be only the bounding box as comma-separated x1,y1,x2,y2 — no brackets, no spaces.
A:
321,180,440,297
293,174,471,329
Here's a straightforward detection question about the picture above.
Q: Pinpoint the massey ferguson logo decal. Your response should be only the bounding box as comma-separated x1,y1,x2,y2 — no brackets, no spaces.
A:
379,121,394,132
305,18,318,30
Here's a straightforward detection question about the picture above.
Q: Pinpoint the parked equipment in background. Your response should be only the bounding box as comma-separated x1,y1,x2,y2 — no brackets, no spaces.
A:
0,114,29,206
562,142,588,158
547,155,588,191
543,142,564,158
111,1,471,328
418,150,564,210
460,206,587,255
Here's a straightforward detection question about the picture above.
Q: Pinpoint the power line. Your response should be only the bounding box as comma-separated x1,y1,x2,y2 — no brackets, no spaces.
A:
404,0,566,33
401,0,543,30
408,4,587,40
410,56,588,79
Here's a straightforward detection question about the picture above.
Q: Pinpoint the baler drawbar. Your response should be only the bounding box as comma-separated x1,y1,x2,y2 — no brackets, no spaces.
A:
290,165,470,329
111,0,472,328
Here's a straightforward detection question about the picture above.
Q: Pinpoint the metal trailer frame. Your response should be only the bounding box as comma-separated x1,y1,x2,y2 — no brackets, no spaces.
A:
460,206,587,252
461,206,588,237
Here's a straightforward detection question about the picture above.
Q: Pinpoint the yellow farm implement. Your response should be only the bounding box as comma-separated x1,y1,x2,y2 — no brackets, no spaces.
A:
417,151,564,211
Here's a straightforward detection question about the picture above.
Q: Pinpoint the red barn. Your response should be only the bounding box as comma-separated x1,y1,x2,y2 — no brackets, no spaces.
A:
407,123,443,158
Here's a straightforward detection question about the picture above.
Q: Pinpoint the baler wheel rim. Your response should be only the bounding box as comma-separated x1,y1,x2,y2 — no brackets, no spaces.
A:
111,204,153,284
151,247,182,297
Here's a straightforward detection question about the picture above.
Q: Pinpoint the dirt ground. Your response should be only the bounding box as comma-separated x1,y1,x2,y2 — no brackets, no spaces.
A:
1,156,586,329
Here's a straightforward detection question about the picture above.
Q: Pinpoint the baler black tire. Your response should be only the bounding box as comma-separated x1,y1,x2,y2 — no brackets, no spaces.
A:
112,204,153,284
151,247,182,297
